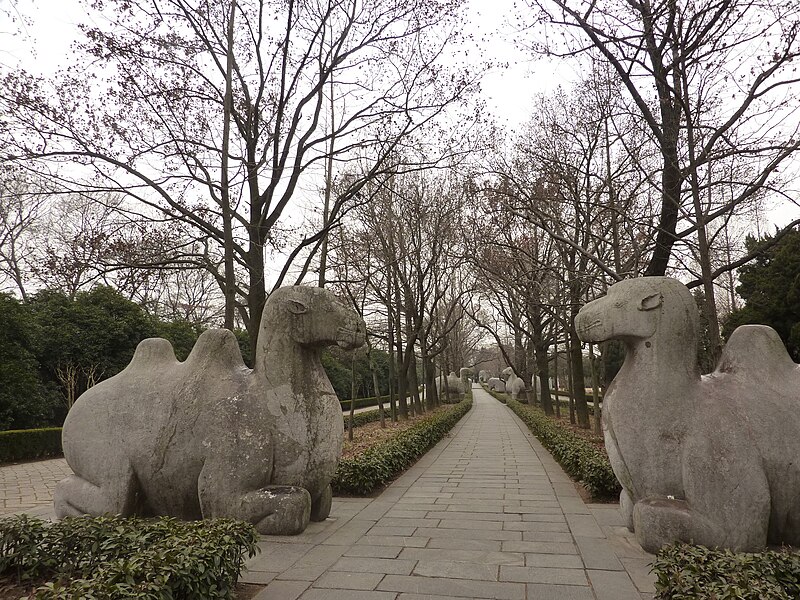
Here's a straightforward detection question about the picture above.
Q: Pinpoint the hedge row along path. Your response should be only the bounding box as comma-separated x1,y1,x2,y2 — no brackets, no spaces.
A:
0,386,655,599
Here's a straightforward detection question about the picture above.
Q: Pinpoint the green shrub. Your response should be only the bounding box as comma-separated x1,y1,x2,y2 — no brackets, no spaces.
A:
652,542,800,599
0,514,259,599
0,428,62,464
506,399,620,499
344,408,392,429
333,397,472,495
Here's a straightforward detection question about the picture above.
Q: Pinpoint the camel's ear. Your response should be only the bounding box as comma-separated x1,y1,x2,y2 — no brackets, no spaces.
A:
638,293,662,312
287,299,308,315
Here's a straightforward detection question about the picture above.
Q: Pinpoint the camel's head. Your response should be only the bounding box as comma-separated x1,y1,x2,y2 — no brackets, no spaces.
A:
264,286,366,351
576,277,698,345
501,366,515,381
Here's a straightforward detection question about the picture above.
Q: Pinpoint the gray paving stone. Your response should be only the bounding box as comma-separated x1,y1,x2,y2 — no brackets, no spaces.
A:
330,557,416,575
312,571,384,590
412,559,500,581
367,526,418,537
399,547,524,566
525,553,585,569
397,594,493,600
426,537,503,551
621,557,658,593
500,565,588,585
523,584,595,600
240,570,280,584
426,510,520,521
252,580,310,600
246,543,314,572
414,526,521,541
299,590,397,600
587,569,642,600
437,519,503,530
377,574,525,600
342,545,403,559
321,519,375,546
376,517,440,528
502,540,579,554
358,535,429,547
566,513,606,538
575,536,624,571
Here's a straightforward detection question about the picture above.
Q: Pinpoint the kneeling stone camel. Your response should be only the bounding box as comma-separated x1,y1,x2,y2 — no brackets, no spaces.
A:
576,277,800,552
55,286,366,535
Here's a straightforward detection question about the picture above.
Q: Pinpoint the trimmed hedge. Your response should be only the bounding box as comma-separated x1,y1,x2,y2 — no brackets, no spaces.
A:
0,514,259,599
344,408,392,429
0,428,62,464
333,397,472,495
652,542,800,599
340,395,389,412
506,398,620,499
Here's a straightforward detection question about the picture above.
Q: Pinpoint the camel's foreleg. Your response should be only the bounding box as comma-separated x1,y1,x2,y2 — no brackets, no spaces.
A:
197,436,312,535
310,484,332,522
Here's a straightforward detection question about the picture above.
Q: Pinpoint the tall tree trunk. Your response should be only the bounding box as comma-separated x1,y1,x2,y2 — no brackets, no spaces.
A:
569,317,590,428
221,0,237,329
425,356,438,409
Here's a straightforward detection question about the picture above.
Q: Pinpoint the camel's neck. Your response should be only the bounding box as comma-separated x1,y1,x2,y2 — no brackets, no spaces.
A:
614,333,700,410
254,334,327,389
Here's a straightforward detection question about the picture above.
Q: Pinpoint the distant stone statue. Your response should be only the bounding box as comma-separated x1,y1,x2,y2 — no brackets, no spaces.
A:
501,366,526,401
478,370,490,383
459,367,474,389
576,276,800,553
55,286,366,535
487,377,505,392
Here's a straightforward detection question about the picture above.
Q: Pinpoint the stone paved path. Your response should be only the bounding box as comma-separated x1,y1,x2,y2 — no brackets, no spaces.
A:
0,386,656,599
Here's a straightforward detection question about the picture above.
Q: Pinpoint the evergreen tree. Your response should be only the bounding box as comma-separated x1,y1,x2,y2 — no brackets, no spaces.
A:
724,228,800,361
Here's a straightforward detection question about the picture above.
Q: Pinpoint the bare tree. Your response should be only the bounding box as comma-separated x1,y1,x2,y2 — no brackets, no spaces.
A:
1,0,478,353
528,0,800,285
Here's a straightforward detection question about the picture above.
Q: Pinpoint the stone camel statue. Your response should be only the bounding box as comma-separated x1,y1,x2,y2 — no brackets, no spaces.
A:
459,367,474,389
501,366,525,400
55,286,366,535
576,276,800,552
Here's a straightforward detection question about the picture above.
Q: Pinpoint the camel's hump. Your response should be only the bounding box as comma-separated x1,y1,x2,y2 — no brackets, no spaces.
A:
184,328,247,371
126,330,247,375
127,337,180,371
716,325,799,381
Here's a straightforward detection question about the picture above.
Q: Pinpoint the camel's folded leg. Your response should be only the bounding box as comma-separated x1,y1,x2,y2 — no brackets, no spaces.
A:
620,487,634,532
201,483,311,535
632,497,721,554
54,466,138,519
310,484,332,522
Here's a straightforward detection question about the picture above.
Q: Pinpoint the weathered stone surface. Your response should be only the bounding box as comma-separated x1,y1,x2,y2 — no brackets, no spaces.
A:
501,367,526,400
459,367,475,389
437,372,465,398
487,377,506,393
55,286,366,535
576,276,800,552
478,369,490,383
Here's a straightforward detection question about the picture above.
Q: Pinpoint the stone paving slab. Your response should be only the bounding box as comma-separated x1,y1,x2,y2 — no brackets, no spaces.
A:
0,386,657,599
